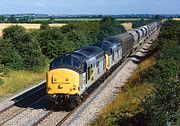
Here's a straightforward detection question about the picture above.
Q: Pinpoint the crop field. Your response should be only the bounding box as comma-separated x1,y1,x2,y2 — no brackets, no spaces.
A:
121,22,133,30
117,18,150,21
0,23,66,36
173,18,180,20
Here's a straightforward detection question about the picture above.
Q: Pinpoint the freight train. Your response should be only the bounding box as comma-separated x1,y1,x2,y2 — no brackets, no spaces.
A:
46,21,161,109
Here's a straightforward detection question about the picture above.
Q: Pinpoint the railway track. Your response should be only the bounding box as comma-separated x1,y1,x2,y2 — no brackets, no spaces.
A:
0,84,46,125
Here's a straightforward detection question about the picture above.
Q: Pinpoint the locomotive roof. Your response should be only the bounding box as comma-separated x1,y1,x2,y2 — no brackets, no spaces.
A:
69,52,88,62
74,46,104,59
103,39,121,47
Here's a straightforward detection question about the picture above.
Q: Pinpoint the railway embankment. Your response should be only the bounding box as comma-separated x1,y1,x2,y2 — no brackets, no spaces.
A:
91,20,180,126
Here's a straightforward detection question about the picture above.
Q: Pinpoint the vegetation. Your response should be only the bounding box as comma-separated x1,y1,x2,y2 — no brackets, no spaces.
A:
0,17,123,69
140,20,180,126
92,20,180,126
0,64,8,85
37,16,124,59
1,25,47,71
0,14,153,23
0,70,46,100
131,18,156,28
0,23,66,37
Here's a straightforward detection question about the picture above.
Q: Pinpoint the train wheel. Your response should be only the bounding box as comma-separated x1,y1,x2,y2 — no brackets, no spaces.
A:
51,96,60,111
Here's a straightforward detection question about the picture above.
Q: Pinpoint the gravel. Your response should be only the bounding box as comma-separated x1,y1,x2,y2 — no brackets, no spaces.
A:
37,111,69,126
2,96,51,126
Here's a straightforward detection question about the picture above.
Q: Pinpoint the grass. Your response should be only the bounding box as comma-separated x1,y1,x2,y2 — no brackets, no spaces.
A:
123,56,155,90
0,69,47,100
91,56,156,126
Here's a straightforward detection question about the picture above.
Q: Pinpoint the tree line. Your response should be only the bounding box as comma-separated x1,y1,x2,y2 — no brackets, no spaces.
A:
0,17,125,77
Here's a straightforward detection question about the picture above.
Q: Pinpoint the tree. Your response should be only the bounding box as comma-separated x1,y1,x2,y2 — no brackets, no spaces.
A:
38,27,64,59
40,22,50,30
2,25,46,71
0,39,23,69
0,16,5,21
99,17,124,41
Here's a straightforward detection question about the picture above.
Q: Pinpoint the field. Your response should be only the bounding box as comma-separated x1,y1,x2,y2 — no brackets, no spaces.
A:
173,18,180,21
0,23,66,36
121,22,133,30
32,18,150,22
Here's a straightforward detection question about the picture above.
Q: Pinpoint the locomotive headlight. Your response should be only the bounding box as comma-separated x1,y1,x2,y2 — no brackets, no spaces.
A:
58,85,63,89
52,76,60,83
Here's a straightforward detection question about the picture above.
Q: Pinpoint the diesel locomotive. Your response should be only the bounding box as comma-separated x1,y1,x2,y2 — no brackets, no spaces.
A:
46,21,161,108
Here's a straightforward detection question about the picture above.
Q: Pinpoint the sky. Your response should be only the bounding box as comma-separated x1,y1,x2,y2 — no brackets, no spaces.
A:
0,0,180,14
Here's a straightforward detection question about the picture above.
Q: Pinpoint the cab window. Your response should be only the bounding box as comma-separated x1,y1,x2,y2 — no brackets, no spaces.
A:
50,58,62,70
102,44,111,54
73,59,81,69
62,56,71,66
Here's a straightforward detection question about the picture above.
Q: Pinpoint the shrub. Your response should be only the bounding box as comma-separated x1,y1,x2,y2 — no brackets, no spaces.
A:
0,39,23,69
1,25,46,71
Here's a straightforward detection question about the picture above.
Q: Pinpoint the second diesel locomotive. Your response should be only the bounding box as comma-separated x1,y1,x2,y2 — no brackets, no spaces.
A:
46,21,161,108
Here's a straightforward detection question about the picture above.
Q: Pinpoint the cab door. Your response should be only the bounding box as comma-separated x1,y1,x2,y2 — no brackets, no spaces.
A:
86,64,95,87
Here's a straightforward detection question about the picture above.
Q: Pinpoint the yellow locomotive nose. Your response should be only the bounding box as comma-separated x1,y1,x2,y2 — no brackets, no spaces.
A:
46,68,80,95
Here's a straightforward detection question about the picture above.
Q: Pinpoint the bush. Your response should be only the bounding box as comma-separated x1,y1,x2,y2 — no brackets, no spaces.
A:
0,39,23,69
142,80,180,126
141,59,179,84
1,25,46,71
140,20,180,126
99,17,124,41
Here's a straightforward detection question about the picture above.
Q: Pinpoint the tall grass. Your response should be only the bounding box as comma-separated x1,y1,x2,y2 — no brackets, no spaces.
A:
91,56,155,126
122,56,155,91
92,84,152,126
0,70,46,100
